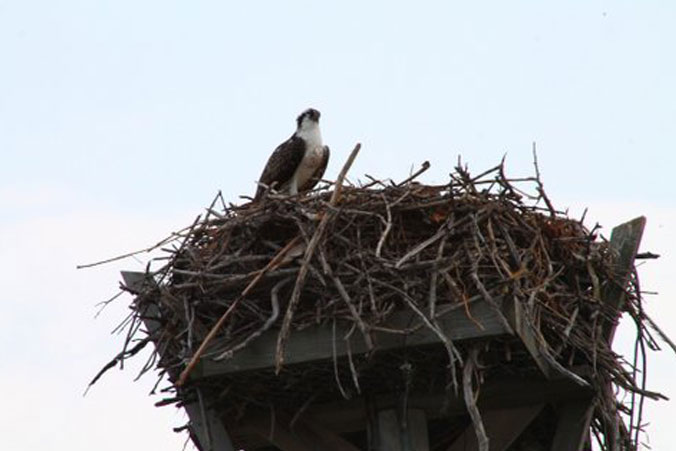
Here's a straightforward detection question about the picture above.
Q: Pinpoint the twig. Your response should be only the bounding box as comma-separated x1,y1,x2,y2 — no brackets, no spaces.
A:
375,278,462,390
289,393,319,429
345,338,362,394
463,347,489,451
428,237,446,318
394,225,448,269
532,143,556,217
332,318,350,399
642,309,676,355
77,220,199,269
319,249,373,351
396,160,431,186
469,262,514,334
213,277,291,360
375,193,392,258
177,235,303,386
275,143,362,372
85,336,151,394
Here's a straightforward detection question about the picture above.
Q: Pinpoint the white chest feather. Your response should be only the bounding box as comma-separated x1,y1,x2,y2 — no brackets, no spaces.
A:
296,122,323,151
290,125,324,193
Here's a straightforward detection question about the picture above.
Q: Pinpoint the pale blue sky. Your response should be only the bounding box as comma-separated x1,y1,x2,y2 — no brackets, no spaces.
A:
1,2,675,450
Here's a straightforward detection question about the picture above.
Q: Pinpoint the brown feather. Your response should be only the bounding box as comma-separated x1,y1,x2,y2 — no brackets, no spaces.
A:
254,136,306,200
298,145,330,192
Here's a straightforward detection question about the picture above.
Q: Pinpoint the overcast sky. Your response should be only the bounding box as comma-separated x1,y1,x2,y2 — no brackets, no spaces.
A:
1,2,675,450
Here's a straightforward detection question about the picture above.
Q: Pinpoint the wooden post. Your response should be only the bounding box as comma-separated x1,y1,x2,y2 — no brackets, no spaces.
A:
550,216,646,451
447,404,544,451
237,409,362,451
550,398,595,451
602,216,646,342
375,408,429,451
196,298,510,377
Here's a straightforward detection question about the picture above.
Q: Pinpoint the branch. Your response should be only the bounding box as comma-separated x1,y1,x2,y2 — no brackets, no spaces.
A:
274,143,362,372
463,347,489,451
176,235,303,386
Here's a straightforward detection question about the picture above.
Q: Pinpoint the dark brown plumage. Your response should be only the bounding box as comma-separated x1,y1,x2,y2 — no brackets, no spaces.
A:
254,108,328,201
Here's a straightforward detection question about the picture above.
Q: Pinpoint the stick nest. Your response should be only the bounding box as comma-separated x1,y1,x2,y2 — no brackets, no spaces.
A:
98,159,666,451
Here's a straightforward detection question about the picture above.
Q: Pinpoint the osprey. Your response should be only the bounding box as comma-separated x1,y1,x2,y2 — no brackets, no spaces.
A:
254,108,330,200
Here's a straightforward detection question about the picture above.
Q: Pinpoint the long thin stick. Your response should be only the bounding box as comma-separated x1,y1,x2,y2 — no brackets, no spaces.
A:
396,160,430,186
463,347,489,451
176,235,302,386
77,219,201,269
274,143,361,372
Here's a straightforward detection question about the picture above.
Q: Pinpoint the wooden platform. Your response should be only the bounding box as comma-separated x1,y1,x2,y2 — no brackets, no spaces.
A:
122,216,645,451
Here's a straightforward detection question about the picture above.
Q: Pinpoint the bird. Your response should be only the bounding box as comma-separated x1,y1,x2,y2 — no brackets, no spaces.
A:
254,108,330,201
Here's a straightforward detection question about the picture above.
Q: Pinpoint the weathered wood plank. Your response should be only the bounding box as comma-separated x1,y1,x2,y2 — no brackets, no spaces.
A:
245,416,315,451
408,409,430,451
447,404,545,451
504,295,555,380
184,401,236,451
240,411,361,451
602,216,646,343
375,409,429,451
197,298,510,376
504,296,588,387
550,398,595,451
598,218,645,451
376,410,401,451
305,372,593,434
297,416,363,451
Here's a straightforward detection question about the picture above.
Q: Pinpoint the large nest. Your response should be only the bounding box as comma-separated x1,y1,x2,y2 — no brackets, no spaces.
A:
94,154,668,450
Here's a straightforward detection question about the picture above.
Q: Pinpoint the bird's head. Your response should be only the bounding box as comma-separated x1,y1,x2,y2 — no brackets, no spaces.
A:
296,108,321,131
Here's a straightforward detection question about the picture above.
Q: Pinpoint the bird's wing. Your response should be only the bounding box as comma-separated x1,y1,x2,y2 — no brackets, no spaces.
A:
254,135,306,200
298,145,330,193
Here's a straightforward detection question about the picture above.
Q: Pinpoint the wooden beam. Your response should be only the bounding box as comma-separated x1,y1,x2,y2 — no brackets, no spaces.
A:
504,295,556,380
298,416,363,451
304,372,593,435
504,296,588,387
197,298,510,377
602,216,646,343
600,218,645,451
245,416,315,451
376,409,401,451
447,404,545,451
241,411,361,451
375,409,429,451
184,401,236,451
121,271,235,451
408,409,431,451
550,398,595,451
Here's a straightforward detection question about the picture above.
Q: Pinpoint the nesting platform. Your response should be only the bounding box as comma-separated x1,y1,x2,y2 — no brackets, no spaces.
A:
104,162,662,451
